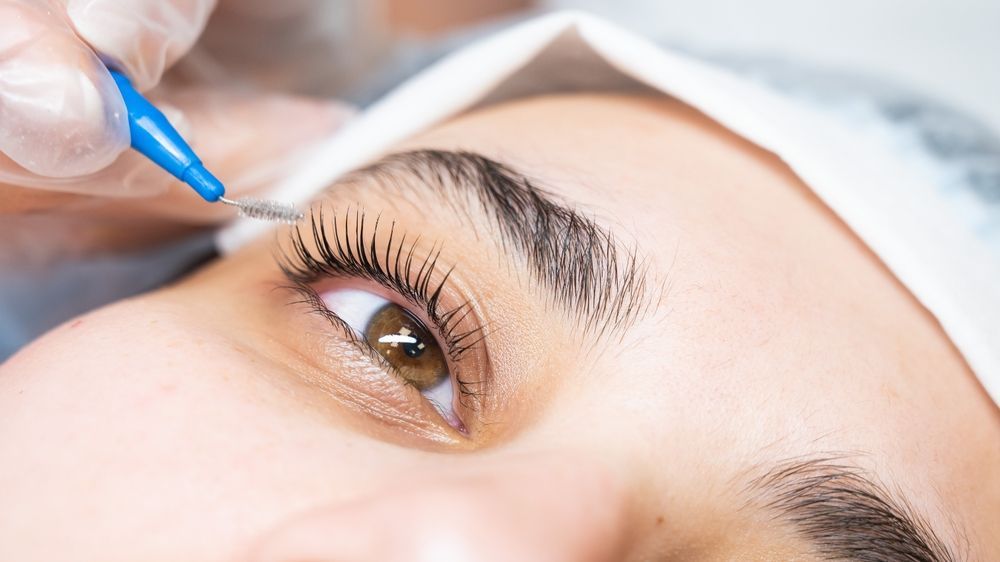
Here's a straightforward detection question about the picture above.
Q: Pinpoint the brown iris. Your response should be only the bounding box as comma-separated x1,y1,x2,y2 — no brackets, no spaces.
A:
365,303,449,390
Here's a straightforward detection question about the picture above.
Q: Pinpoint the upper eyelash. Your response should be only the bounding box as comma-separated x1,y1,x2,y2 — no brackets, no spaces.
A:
278,205,487,363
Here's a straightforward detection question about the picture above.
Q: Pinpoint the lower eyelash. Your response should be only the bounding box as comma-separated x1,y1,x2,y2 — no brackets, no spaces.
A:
277,205,487,363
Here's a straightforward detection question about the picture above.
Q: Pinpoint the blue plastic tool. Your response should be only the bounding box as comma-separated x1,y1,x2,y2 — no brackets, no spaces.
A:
109,70,225,202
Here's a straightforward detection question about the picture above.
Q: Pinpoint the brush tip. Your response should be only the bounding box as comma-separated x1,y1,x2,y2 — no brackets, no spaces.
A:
219,196,302,223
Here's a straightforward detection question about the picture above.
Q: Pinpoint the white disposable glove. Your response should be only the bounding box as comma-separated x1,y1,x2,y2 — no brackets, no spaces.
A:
0,0,354,204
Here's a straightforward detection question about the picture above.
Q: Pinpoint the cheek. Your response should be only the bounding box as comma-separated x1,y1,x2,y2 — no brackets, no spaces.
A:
0,297,406,561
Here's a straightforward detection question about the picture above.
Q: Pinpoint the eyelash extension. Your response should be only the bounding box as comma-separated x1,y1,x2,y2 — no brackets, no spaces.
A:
277,206,488,404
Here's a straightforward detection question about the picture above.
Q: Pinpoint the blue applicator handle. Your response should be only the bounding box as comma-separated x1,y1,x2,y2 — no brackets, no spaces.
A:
109,70,225,202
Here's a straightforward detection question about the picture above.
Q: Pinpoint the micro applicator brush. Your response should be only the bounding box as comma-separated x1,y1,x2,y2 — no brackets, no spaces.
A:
217,196,302,223
109,70,303,224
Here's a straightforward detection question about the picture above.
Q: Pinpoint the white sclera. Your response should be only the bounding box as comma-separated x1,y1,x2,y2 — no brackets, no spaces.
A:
319,288,462,430
320,288,388,335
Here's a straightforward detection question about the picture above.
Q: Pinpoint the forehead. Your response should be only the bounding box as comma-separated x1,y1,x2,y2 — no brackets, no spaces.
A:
401,93,1000,550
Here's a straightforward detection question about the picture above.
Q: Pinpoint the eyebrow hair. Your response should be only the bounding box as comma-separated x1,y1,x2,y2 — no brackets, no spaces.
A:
336,149,657,340
745,456,960,562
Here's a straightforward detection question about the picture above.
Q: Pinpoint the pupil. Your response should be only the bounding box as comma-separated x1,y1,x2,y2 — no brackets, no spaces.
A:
403,338,424,358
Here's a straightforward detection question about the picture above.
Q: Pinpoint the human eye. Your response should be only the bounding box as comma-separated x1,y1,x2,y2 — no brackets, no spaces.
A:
320,288,466,432
277,207,488,437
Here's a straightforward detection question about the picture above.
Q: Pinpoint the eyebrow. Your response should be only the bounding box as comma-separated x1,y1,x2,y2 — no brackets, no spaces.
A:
744,456,960,561
334,149,657,340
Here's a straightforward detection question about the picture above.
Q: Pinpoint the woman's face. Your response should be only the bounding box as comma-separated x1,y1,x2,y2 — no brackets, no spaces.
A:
1,94,997,561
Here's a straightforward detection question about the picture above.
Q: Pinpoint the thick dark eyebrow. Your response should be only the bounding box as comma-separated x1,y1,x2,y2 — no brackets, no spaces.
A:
744,456,961,562
335,149,657,340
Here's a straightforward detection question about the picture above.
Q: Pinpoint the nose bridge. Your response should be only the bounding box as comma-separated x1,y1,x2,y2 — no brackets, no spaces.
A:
250,452,629,562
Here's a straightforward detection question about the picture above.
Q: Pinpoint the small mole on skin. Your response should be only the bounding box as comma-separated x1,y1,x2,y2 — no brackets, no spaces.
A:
656,516,664,526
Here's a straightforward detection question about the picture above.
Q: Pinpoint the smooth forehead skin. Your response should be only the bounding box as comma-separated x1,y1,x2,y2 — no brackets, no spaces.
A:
0,94,997,561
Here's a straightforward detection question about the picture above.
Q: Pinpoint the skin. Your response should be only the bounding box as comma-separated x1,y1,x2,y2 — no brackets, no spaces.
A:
0,94,997,561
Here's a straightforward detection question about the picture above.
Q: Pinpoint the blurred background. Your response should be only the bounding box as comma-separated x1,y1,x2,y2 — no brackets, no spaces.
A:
539,0,1000,133
262,0,998,130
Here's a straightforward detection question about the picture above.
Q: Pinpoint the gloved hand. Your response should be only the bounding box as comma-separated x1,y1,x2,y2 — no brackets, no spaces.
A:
0,0,353,207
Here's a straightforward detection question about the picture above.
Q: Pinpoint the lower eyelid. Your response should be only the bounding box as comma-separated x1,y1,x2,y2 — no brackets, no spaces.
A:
312,339,461,445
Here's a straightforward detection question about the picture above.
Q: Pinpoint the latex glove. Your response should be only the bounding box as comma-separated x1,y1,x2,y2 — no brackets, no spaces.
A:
0,0,352,202
0,0,212,180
